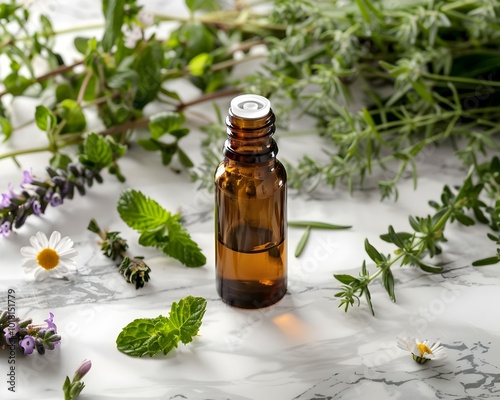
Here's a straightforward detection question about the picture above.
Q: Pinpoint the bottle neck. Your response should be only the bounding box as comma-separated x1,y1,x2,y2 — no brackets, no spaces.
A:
223,109,278,164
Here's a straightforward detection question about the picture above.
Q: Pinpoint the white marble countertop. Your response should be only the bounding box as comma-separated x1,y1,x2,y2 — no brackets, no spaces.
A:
1,1,500,399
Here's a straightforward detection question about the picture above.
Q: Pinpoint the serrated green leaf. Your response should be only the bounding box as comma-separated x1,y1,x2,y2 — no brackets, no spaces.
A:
288,221,352,230
117,189,170,232
35,105,56,132
116,316,171,357
163,218,206,267
148,112,185,139
295,225,311,257
79,132,113,170
168,296,207,345
116,296,207,357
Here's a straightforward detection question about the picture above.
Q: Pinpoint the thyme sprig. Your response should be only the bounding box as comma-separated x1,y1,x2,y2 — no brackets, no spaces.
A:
336,156,500,316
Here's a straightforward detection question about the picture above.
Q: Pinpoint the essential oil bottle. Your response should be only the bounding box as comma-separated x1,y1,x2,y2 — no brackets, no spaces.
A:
215,94,287,309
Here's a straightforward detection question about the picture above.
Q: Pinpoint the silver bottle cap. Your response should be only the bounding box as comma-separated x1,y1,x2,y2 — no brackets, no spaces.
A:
231,94,271,119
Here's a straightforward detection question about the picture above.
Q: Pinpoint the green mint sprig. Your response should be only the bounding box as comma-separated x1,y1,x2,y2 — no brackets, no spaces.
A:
117,189,206,267
116,296,207,357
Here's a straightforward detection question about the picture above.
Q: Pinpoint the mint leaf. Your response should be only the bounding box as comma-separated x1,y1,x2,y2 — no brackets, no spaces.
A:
148,112,185,139
168,296,207,344
116,296,207,357
164,218,206,267
116,316,171,357
35,105,57,132
118,189,170,232
79,132,113,170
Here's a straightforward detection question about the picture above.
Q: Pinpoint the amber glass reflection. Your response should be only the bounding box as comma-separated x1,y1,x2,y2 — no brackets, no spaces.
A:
215,108,287,309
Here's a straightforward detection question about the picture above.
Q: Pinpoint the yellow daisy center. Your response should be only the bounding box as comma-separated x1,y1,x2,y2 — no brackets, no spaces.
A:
416,343,432,356
36,248,59,270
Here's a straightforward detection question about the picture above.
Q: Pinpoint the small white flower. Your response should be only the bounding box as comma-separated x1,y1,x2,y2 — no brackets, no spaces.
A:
397,335,446,364
124,26,143,49
137,10,154,28
20,231,78,281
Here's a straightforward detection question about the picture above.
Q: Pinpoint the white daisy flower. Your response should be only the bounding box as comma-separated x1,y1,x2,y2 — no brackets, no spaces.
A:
20,231,78,281
397,335,446,364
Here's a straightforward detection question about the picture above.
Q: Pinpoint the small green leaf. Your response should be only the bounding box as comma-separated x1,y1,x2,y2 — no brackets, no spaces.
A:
364,239,383,263
50,153,72,170
185,0,220,12
177,147,194,168
388,226,406,249
74,37,90,55
380,232,412,243
454,212,475,226
163,218,206,267
4,72,32,96
416,259,443,273
101,0,125,52
0,117,12,142
408,216,421,232
295,225,311,257
472,256,500,267
56,99,87,133
334,274,359,285
117,189,171,232
148,112,185,139
79,132,113,170
35,105,57,132
188,53,212,76
288,221,352,230
382,268,395,302
363,286,375,316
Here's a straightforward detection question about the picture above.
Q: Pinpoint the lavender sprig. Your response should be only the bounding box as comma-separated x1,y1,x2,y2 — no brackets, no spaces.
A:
0,133,126,237
0,310,61,355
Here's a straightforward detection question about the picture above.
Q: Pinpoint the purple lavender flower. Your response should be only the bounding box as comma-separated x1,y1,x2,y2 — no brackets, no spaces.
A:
0,193,11,208
21,169,34,187
19,335,35,354
0,221,11,238
44,312,57,332
32,200,42,216
3,322,19,345
49,192,63,207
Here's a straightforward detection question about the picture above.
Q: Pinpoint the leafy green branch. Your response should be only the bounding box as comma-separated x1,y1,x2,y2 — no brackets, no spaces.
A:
336,156,499,316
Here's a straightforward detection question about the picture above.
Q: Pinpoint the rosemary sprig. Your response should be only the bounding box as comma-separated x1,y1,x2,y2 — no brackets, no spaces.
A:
87,219,151,289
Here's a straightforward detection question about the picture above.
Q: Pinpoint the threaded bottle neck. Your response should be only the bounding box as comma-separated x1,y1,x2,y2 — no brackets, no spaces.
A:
223,109,278,164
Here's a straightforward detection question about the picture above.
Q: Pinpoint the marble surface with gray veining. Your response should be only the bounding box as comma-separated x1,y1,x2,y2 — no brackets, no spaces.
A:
1,1,500,399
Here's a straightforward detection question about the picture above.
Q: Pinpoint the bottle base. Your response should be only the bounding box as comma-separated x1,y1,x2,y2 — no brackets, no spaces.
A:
217,276,287,309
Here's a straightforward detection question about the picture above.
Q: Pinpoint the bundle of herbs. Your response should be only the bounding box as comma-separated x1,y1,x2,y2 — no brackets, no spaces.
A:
0,0,499,314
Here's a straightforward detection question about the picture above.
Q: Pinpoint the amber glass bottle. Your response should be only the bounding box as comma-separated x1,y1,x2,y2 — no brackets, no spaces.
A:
215,94,287,309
